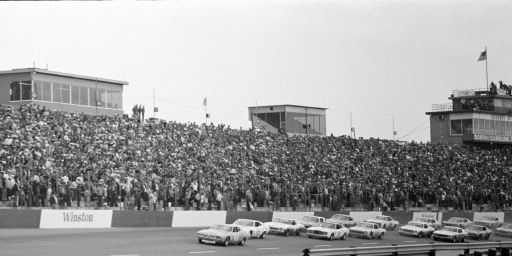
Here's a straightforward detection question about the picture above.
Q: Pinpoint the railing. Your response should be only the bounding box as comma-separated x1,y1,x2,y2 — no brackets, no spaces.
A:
452,88,490,97
431,103,453,112
304,241,512,256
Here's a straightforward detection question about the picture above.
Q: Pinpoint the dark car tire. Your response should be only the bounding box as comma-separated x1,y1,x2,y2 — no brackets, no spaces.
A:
224,237,230,247
341,233,347,240
369,232,373,239
260,232,266,239
378,233,383,239
238,238,246,246
329,234,334,241
198,239,203,244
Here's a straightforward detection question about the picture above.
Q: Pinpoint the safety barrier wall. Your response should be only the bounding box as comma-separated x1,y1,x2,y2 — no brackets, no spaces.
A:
2,210,512,228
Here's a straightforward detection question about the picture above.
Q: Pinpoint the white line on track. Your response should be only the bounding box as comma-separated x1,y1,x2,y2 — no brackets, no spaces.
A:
189,251,215,254
257,247,280,250
403,241,417,243
362,242,378,245
313,245,332,248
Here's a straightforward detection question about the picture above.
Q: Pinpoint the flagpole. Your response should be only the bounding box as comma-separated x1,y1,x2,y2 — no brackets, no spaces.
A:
485,46,489,90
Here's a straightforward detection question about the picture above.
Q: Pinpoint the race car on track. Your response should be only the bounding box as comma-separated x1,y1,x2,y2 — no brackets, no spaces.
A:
326,214,357,228
306,222,350,240
465,224,492,240
349,221,386,239
365,215,399,230
417,217,442,230
265,218,305,236
299,216,326,229
432,226,468,243
398,221,436,238
196,224,251,246
232,219,270,239
473,216,503,229
442,217,472,229
495,223,512,237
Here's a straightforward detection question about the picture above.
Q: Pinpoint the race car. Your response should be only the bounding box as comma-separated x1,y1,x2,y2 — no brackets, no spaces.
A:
306,222,350,240
442,217,472,229
473,216,503,229
265,218,305,236
365,215,399,230
326,214,357,228
417,217,442,230
465,224,492,240
232,218,270,239
495,223,512,237
398,221,436,238
196,224,251,246
299,216,326,229
432,226,468,243
349,221,386,239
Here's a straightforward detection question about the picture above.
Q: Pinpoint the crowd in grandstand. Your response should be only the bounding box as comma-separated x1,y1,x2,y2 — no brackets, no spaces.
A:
0,104,511,212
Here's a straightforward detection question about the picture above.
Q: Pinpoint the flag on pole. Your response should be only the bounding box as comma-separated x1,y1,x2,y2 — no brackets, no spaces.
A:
203,97,207,106
477,50,487,61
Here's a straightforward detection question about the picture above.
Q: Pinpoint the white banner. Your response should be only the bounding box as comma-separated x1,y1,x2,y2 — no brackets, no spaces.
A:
40,210,113,228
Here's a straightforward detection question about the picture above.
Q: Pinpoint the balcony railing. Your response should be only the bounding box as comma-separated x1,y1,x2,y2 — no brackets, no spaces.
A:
451,88,489,97
431,103,452,112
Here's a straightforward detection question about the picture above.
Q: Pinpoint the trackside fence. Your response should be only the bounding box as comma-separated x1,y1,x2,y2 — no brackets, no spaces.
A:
303,241,512,256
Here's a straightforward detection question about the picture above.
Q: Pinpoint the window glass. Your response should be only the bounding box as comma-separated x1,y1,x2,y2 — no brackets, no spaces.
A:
97,89,106,107
52,83,61,103
71,85,80,105
107,91,113,108
61,84,70,104
21,81,32,100
33,81,42,100
10,82,20,101
89,87,97,106
80,87,88,106
450,120,462,135
462,119,473,135
42,82,51,101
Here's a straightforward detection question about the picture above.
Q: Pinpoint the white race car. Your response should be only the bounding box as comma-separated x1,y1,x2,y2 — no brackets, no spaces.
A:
432,226,468,243
365,215,399,230
299,216,326,229
442,217,472,229
417,217,442,230
196,224,251,246
265,218,305,236
399,221,436,238
349,221,386,239
495,223,512,237
232,219,270,239
473,216,503,229
327,214,357,228
306,222,350,240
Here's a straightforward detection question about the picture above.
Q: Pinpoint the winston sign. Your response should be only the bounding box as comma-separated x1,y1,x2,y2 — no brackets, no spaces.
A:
39,210,113,228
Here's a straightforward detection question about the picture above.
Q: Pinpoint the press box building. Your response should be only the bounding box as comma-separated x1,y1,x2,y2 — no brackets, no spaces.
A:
0,68,128,116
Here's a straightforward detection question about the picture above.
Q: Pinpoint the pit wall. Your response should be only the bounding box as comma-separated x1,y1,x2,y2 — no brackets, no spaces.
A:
0,209,509,229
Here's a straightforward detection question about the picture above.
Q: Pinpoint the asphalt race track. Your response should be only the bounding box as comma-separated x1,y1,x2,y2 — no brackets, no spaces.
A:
1,227,511,256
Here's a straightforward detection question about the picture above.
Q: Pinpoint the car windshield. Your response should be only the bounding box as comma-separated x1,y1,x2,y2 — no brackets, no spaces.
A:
448,218,463,223
482,216,498,221
234,219,253,226
274,218,292,225
213,225,232,232
303,216,319,222
357,223,374,229
320,222,337,229
408,222,424,228
441,226,458,232
332,215,348,221
376,216,388,221
467,225,483,231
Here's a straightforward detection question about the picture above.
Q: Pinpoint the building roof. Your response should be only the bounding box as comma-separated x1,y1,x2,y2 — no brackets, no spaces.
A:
248,104,327,110
0,68,129,86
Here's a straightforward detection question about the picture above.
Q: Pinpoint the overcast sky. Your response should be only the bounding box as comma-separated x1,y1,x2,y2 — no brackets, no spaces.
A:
1,0,511,142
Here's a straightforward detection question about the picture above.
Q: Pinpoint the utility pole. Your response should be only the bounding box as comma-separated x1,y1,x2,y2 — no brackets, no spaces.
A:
350,112,356,138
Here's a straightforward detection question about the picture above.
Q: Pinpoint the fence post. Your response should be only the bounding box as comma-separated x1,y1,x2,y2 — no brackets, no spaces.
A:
391,244,398,256
488,249,497,256
501,248,510,256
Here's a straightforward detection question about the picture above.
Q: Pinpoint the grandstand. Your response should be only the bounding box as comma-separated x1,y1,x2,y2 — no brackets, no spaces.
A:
0,68,128,116
427,82,512,145
0,103,511,212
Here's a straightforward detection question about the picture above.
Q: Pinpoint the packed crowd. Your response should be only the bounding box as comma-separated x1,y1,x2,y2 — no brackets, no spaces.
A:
1,104,511,211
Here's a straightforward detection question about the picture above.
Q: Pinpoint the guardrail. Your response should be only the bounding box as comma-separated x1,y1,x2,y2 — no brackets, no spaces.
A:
303,241,512,256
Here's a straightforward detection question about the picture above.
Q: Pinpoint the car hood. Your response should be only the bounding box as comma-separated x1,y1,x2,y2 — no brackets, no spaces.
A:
198,229,228,236
266,222,291,228
434,230,458,236
401,226,422,231
308,227,334,232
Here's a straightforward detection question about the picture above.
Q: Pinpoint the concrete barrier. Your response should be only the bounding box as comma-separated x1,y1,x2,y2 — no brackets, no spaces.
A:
412,212,443,222
349,211,382,222
386,212,413,226
272,211,314,221
313,211,350,219
0,209,41,228
225,211,273,224
112,210,173,227
172,211,227,227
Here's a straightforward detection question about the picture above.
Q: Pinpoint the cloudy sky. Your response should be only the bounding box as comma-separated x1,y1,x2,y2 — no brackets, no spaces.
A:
1,0,511,142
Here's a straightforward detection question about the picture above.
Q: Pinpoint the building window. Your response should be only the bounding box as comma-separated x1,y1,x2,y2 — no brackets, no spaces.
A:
97,89,106,107
21,81,32,100
42,82,52,101
52,83,61,103
88,87,97,107
33,81,42,100
79,87,88,106
71,85,80,105
61,84,70,104
450,119,462,135
10,82,20,101
107,91,113,108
